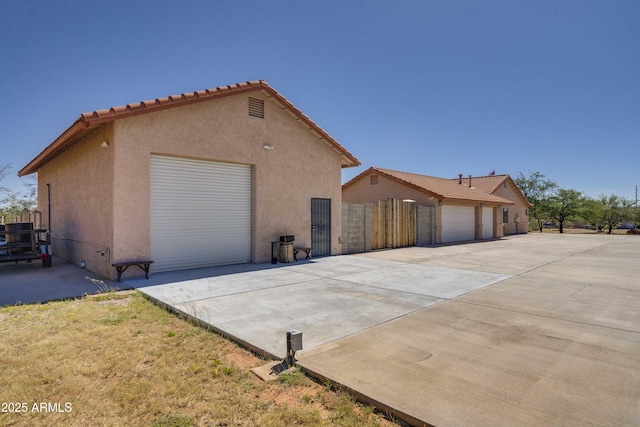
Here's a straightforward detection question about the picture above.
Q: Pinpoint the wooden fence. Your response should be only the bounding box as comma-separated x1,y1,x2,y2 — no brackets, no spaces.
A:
371,199,417,250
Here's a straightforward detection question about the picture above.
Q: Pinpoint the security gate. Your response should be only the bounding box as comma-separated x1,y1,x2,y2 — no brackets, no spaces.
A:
311,198,331,257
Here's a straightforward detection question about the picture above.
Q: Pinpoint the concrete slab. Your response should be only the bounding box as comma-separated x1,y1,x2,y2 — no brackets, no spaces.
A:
0,256,123,306
5,233,637,425
136,256,509,359
337,264,509,299
172,279,444,358
137,268,319,306
297,233,640,426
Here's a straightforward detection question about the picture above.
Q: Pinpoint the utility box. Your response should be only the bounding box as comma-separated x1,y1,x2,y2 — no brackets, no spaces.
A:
286,329,303,367
287,330,303,353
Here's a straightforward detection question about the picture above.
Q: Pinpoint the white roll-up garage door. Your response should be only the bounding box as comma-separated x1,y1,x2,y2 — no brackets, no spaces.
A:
441,205,476,243
150,155,252,272
482,207,494,239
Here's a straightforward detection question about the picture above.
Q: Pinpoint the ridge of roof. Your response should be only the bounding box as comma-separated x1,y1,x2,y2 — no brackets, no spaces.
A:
19,80,360,176
456,174,533,207
376,167,451,181
455,174,509,193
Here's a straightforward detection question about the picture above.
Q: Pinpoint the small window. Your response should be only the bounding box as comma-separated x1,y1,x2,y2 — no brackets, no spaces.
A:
248,97,264,118
503,208,509,223
525,209,528,216
370,175,378,185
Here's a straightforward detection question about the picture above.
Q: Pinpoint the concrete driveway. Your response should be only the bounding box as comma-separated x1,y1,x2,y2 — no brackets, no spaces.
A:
134,233,640,426
133,256,509,358
298,234,640,426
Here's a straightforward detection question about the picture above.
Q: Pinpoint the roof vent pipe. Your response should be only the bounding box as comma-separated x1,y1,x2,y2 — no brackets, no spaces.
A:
458,174,463,185
469,175,472,188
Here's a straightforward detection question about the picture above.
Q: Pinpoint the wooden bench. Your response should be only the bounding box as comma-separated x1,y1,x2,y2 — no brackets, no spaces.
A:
112,260,154,282
293,248,312,261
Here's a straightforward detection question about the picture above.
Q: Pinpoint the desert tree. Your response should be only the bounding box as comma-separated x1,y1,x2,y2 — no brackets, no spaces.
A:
0,163,13,206
514,171,557,232
597,194,634,234
545,188,584,233
580,198,606,232
0,164,37,224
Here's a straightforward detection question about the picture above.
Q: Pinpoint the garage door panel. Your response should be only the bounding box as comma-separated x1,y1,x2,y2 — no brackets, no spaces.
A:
151,155,251,272
441,206,475,243
482,207,494,239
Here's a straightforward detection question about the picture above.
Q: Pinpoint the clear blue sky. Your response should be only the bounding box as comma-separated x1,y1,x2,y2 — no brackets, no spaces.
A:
1,0,638,201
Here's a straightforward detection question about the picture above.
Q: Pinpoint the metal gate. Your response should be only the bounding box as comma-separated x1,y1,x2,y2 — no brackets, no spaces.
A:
311,198,331,257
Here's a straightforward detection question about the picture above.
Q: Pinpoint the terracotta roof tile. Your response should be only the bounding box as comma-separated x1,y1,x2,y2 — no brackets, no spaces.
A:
456,175,509,193
344,167,515,205
456,175,533,207
20,80,359,175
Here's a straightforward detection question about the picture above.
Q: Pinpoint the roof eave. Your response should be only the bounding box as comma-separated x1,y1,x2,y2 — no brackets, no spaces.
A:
443,196,515,205
259,84,360,168
19,80,360,174
18,118,90,176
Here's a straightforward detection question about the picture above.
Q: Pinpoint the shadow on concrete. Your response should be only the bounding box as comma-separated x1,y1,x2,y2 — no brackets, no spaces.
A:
0,256,126,307
124,259,317,288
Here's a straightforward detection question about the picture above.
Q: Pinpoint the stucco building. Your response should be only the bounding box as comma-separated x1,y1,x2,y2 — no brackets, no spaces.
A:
456,174,533,236
343,167,531,244
19,81,360,279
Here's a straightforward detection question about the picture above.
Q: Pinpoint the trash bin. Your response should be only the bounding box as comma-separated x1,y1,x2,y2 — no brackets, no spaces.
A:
279,242,294,263
278,235,295,263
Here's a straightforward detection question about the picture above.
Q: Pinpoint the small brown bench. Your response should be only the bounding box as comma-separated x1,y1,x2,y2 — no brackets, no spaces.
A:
293,248,312,261
112,260,154,282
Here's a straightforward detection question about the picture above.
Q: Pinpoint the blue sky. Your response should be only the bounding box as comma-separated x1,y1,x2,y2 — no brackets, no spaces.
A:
1,0,638,201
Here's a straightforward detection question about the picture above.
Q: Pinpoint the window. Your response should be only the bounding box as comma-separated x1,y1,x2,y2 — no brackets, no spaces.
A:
248,97,264,118
503,208,509,223
370,175,378,185
525,209,528,216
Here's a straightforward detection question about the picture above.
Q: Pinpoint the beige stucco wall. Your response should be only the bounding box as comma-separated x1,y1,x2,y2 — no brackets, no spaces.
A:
493,181,529,235
109,91,344,274
36,124,115,277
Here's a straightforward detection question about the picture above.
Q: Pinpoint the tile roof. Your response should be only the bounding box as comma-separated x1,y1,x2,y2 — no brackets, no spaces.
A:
343,167,515,205
456,175,533,207
19,80,360,176
456,174,508,193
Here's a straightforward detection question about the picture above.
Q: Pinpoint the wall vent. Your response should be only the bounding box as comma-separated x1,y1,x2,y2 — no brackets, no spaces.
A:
370,175,379,185
248,97,264,118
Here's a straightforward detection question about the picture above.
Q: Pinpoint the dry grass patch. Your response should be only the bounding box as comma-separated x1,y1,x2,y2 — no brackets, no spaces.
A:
0,292,396,427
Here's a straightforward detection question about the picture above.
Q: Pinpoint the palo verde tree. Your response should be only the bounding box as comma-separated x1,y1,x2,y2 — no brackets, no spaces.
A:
514,171,557,232
545,188,585,233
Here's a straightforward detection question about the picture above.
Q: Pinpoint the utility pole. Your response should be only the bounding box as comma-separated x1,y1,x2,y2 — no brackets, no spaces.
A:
634,185,639,228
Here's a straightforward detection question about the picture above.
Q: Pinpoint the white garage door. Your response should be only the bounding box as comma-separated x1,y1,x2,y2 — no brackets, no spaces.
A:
150,155,252,272
482,207,494,239
441,205,475,243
